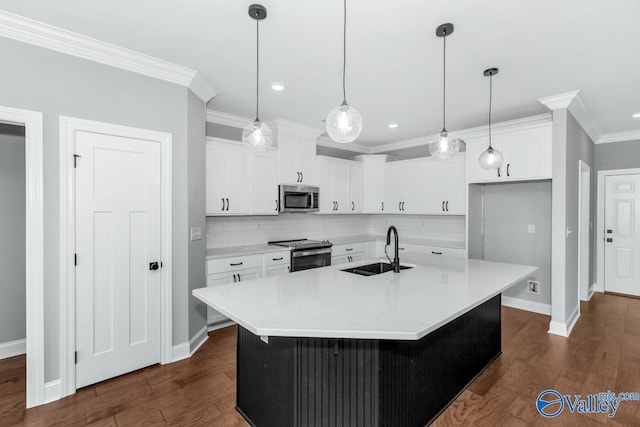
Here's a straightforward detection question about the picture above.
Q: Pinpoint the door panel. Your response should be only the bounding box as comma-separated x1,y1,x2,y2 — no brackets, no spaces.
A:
605,174,640,296
75,131,161,389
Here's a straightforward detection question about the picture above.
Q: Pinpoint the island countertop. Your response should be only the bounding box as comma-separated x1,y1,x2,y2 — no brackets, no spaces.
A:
192,253,537,341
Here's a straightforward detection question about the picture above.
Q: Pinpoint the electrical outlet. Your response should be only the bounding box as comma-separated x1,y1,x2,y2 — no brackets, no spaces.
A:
527,280,540,294
528,224,536,234
190,226,202,241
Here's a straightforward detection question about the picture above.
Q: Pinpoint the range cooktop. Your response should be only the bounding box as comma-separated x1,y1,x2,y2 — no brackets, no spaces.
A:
268,239,333,250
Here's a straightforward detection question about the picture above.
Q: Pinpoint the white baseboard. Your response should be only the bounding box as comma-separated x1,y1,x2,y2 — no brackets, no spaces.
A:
0,338,26,360
171,341,190,363
207,320,235,332
43,380,61,404
189,325,208,356
548,305,580,337
587,285,596,300
501,296,551,316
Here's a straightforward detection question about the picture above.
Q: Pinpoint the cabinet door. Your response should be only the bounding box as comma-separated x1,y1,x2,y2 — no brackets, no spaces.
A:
224,145,251,214
421,159,447,214
385,164,403,213
349,165,363,213
235,267,262,282
264,264,290,277
502,128,551,181
332,164,351,213
316,159,335,213
252,151,279,215
387,161,421,213
296,135,317,185
465,136,503,183
205,143,227,215
444,154,466,215
277,133,300,184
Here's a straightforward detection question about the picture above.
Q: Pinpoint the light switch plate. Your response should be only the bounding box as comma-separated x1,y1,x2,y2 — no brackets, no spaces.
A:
190,226,202,241
528,224,536,234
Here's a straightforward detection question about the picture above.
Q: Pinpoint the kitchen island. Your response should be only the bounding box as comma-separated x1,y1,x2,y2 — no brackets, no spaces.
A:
193,253,537,427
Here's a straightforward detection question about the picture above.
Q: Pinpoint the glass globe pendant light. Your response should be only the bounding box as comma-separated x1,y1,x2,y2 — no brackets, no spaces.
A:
325,0,363,143
479,68,504,169
429,23,461,160
242,4,273,150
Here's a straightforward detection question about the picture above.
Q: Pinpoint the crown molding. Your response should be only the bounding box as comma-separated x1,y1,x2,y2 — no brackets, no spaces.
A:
597,130,640,144
537,90,580,110
564,92,601,144
369,114,552,154
267,117,325,138
189,72,217,102
316,134,371,154
206,109,253,128
0,10,216,102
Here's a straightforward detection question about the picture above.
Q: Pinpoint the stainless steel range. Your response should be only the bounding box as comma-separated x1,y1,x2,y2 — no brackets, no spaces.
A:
268,239,333,272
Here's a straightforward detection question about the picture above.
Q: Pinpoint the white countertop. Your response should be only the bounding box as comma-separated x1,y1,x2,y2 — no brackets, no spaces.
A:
206,244,287,259
193,253,537,340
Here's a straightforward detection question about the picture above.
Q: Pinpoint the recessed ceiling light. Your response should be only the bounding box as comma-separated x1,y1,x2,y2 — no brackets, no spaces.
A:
271,82,286,91
633,112,640,118
388,123,398,129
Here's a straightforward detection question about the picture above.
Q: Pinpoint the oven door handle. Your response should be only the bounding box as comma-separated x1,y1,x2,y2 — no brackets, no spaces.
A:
292,248,332,258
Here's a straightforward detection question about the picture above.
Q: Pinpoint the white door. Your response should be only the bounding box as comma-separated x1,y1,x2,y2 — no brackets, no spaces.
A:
75,131,162,389
605,174,640,296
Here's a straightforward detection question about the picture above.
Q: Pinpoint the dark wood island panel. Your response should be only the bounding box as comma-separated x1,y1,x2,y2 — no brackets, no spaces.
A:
236,294,501,427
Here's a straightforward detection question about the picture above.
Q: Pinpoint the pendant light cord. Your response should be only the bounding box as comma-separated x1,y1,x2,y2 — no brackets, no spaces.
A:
255,18,260,122
488,73,493,149
342,0,347,103
442,30,447,132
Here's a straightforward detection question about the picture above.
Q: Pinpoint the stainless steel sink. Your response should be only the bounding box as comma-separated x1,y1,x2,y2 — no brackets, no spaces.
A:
341,262,413,276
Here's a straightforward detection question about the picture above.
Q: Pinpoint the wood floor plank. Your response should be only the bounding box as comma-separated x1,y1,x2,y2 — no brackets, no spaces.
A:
1,292,639,426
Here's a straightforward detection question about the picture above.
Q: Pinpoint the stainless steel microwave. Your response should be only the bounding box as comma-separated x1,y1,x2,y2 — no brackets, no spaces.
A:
279,185,319,213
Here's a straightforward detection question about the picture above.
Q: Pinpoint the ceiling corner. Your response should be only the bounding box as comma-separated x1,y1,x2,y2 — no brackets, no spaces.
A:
537,90,580,111
189,72,217,102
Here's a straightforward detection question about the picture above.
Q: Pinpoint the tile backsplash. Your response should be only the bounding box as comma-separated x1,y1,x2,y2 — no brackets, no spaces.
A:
206,214,464,248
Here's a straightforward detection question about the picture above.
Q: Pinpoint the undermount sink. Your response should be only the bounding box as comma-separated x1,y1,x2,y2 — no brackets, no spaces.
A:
341,262,413,276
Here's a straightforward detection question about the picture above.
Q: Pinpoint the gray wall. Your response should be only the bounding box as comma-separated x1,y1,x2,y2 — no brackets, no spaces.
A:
0,124,26,344
206,122,242,141
188,91,207,347
565,112,596,316
0,37,204,381
469,182,552,307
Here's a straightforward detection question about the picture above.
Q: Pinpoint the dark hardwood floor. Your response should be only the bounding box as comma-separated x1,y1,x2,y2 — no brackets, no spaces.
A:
1,292,638,426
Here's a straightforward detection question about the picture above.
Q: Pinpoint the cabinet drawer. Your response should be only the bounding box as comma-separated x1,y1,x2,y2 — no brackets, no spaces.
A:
263,251,291,266
332,242,369,257
207,254,262,275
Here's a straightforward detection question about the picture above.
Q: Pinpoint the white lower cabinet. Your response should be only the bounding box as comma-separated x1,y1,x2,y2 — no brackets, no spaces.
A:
263,251,291,276
331,242,369,265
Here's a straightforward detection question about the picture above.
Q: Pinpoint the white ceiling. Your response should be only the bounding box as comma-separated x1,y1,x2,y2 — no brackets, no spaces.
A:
2,0,639,146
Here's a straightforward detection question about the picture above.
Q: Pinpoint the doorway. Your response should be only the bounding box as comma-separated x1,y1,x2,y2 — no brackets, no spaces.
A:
603,173,640,296
59,117,173,397
578,160,591,302
0,106,44,408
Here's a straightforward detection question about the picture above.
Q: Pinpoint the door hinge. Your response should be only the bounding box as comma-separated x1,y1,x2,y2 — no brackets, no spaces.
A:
73,154,81,168
74,253,77,266
75,351,78,364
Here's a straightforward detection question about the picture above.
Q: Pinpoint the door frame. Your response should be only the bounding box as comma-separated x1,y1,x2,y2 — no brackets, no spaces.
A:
59,116,173,397
596,167,640,293
578,160,591,302
0,105,44,408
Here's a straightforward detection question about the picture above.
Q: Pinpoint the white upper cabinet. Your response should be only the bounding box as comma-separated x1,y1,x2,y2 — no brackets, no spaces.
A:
271,119,322,186
385,160,422,214
206,138,278,216
206,140,251,215
317,156,362,214
465,120,552,183
251,151,279,215
358,155,386,213
421,154,466,215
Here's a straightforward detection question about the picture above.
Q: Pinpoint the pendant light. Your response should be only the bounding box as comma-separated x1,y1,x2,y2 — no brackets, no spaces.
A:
242,4,273,150
429,23,461,160
478,68,504,169
325,0,363,143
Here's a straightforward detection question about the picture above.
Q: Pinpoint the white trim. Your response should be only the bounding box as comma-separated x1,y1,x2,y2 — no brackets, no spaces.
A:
171,325,209,362
501,296,551,316
43,380,61,404
0,105,44,408
208,320,236,332
189,72,217,103
206,109,253,129
189,326,209,356
537,90,580,111
548,306,580,337
596,167,640,294
588,285,596,300
368,114,552,154
0,339,26,359
171,342,190,362
0,10,216,101
566,93,601,144
268,117,324,139
59,116,173,399
597,130,640,145
578,160,591,303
